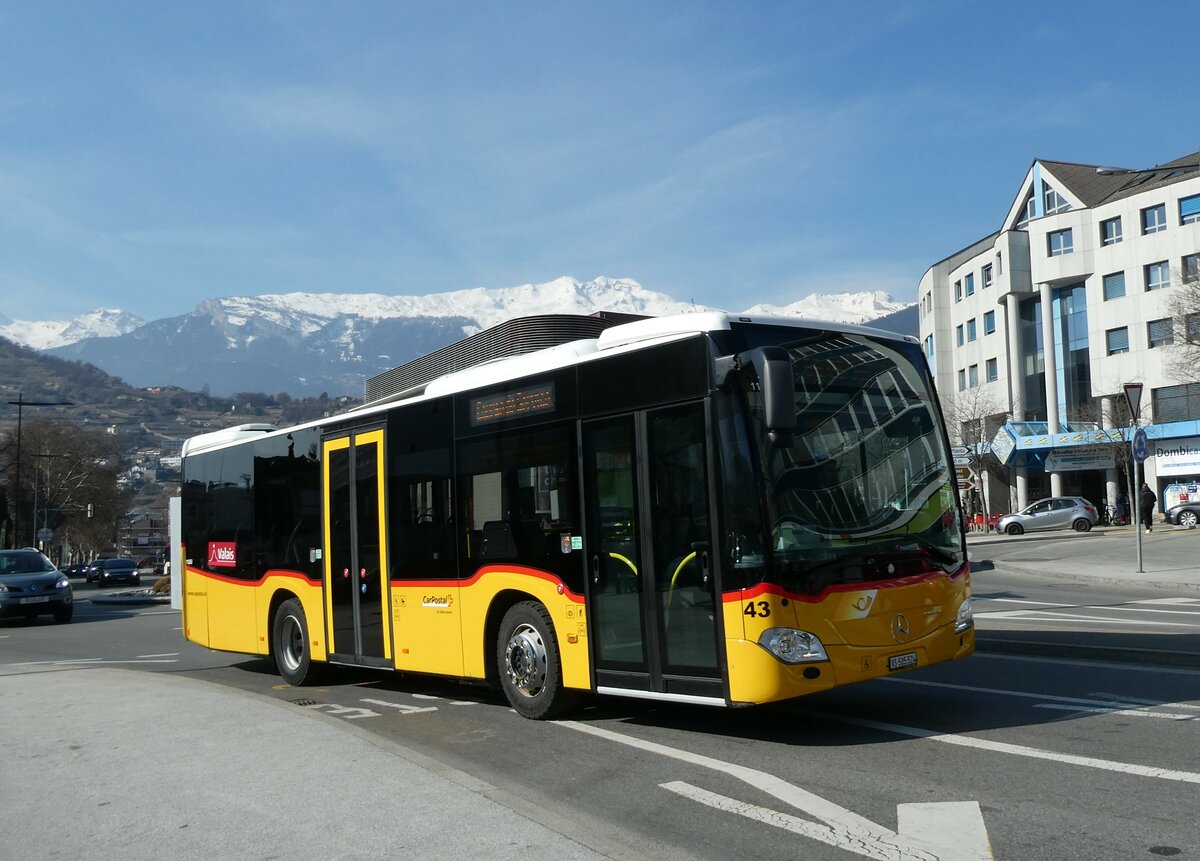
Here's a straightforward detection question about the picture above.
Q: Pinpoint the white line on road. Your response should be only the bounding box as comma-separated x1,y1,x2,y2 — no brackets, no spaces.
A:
800,710,1200,784
884,677,1199,714
975,652,1200,677
978,597,1200,616
560,721,992,861
360,697,437,715
974,609,1198,627
1033,704,1196,720
137,652,180,658
1089,692,1200,711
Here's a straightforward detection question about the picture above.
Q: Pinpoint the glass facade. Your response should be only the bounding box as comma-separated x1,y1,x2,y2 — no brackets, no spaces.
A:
1019,298,1046,422
1052,284,1092,424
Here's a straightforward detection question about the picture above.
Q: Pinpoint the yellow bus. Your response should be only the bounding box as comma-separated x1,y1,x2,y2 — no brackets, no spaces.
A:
180,311,973,719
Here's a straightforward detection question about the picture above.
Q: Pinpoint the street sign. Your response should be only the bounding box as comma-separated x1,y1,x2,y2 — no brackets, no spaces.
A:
1132,428,1149,463
36,528,54,541
955,466,973,481
956,479,974,490
952,455,971,467
1123,383,1144,422
949,446,970,457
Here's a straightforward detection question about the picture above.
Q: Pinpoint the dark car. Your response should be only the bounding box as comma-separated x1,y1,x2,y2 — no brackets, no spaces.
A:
94,557,140,587
0,548,74,623
83,558,105,583
1165,502,1200,528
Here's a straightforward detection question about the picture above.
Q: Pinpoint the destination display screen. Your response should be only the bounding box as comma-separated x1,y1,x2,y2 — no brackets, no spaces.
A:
470,382,556,426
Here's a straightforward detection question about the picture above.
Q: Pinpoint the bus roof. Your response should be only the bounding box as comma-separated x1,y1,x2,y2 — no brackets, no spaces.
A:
182,311,915,457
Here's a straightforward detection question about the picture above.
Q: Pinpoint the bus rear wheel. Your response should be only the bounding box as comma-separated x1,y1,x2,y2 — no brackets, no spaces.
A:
496,601,576,720
272,598,320,686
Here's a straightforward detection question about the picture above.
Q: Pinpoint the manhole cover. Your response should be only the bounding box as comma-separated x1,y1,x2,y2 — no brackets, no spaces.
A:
289,698,321,707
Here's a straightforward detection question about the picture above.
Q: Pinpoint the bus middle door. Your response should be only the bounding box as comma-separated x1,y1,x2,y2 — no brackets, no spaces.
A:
582,401,725,703
323,427,393,668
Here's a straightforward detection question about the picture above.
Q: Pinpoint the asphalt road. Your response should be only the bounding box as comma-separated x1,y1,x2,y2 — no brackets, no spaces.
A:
3,571,1199,860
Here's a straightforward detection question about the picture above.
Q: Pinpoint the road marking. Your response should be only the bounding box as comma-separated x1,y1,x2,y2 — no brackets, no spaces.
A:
360,697,437,716
1034,704,1196,721
975,652,1200,677
303,702,380,719
884,677,1200,714
560,721,992,861
977,597,1200,617
800,710,1200,784
1089,692,1200,712
974,609,1197,627
1134,597,1200,605
137,652,180,658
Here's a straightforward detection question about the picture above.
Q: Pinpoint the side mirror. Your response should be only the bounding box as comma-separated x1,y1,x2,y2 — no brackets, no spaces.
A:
741,347,795,447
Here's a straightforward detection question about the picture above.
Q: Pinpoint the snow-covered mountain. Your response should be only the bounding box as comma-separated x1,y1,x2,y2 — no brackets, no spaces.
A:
0,308,145,350
36,277,914,397
743,290,909,324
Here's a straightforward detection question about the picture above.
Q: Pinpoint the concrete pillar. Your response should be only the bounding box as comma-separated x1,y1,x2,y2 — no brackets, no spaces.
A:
1015,466,1028,511
1039,283,1062,496
1005,292,1024,421
1101,395,1118,511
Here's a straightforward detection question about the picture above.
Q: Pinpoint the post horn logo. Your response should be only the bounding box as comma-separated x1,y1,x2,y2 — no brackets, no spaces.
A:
891,613,911,643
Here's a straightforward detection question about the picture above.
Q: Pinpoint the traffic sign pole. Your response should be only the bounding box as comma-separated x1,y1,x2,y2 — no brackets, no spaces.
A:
1132,426,1149,575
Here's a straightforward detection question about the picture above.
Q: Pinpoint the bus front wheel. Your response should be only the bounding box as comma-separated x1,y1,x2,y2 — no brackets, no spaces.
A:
496,601,576,720
272,598,320,686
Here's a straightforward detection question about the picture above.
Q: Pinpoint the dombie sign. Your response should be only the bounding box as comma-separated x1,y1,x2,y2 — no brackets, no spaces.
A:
1154,436,1200,477
207,541,237,568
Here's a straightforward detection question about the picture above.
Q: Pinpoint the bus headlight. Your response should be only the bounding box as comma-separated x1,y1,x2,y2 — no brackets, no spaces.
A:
757,628,828,664
955,598,974,633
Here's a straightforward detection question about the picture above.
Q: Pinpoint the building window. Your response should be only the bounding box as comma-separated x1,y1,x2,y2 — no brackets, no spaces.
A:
968,364,979,387
1153,382,1200,422
1145,260,1170,292
985,358,998,382
1102,271,1126,301
1142,203,1167,234
1048,228,1073,256
1188,313,1200,342
967,318,977,341
1147,318,1174,348
957,369,966,391
1106,327,1129,355
1100,216,1122,246
983,310,996,335
1044,185,1070,215
1183,253,1199,283
954,280,962,302
981,264,993,288
956,324,964,346
965,273,975,296
1180,193,1200,225
924,334,934,359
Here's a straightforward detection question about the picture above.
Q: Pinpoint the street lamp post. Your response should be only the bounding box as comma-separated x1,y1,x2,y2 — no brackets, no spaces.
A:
6,394,73,548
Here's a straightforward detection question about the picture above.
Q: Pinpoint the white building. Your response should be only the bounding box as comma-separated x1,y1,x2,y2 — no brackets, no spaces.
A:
918,151,1200,517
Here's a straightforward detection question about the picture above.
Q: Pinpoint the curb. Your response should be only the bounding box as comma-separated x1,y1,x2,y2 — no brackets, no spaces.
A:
89,590,173,606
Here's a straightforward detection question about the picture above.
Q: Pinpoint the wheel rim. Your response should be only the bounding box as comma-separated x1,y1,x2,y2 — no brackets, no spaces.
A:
1183,512,1198,527
279,614,305,673
504,622,547,699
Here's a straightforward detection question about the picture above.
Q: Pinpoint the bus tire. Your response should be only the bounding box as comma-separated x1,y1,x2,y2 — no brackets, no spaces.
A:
272,598,320,686
496,601,575,720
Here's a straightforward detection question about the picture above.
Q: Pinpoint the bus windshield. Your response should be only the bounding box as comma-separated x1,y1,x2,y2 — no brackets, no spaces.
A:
725,327,964,595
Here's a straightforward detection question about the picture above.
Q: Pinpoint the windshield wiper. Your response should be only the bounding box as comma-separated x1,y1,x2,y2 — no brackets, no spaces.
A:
885,536,961,566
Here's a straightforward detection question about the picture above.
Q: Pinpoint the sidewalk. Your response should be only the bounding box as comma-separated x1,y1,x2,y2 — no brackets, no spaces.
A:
966,523,1200,592
0,668,607,861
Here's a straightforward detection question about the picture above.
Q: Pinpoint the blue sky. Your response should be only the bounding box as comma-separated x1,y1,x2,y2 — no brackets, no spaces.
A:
3,1,1199,322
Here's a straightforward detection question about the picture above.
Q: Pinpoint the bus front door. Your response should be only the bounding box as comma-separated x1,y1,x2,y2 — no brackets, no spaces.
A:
582,402,724,702
322,427,392,668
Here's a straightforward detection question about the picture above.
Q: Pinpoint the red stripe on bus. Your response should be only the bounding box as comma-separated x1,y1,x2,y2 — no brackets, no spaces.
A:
390,564,585,603
721,562,969,604
185,565,321,588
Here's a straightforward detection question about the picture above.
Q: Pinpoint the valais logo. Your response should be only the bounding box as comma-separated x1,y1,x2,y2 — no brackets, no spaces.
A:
207,542,237,568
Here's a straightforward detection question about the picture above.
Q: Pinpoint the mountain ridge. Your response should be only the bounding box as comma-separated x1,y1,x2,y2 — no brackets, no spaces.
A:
29,277,915,397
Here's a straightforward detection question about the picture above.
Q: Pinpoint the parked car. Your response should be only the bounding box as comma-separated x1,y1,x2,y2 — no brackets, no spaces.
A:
995,496,1099,535
94,557,140,587
0,548,73,623
1165,502,1200,528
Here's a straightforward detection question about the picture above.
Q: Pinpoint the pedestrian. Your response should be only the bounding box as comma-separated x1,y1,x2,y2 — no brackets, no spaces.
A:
1139,483,1157,533
1115,492,1127,525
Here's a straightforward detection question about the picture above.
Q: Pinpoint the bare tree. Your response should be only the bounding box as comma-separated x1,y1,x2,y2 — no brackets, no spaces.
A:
941,385,1004,527
1167,257,1200,384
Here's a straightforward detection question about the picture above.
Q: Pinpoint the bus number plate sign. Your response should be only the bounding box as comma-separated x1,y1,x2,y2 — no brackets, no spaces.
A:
887,651,918,671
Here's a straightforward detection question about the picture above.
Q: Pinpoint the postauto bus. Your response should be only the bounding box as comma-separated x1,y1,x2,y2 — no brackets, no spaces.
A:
180,311,973,718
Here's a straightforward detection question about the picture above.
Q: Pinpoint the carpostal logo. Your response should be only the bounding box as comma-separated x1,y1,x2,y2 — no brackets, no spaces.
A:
207,542,237,568
422,594,454,608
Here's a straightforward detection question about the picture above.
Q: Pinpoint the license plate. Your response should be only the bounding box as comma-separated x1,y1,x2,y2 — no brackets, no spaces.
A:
888,651,918,671
19,596,50,605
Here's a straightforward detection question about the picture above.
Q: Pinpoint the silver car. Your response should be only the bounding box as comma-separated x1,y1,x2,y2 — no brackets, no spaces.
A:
995,496,1099,536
